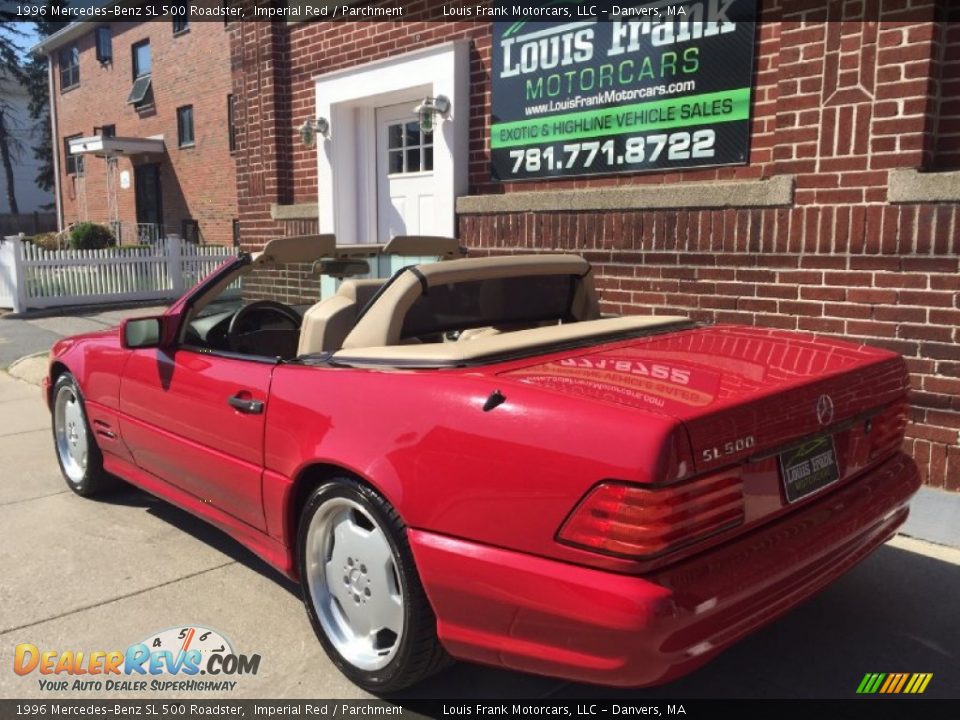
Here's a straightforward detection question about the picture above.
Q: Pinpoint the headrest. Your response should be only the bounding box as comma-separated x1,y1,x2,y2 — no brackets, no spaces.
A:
253,234,336,266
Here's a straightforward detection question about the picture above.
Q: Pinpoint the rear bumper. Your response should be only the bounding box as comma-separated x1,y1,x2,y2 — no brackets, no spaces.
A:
408,451,921,687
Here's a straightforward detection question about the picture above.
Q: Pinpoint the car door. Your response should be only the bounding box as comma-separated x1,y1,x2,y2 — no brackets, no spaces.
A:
118,347,273,530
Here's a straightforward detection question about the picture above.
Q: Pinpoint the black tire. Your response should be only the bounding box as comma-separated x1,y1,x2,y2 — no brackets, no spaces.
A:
51,372,116,497
297,477,449,693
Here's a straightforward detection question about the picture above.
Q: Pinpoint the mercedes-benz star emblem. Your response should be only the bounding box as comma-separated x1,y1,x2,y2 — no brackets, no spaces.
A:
816,394,834,426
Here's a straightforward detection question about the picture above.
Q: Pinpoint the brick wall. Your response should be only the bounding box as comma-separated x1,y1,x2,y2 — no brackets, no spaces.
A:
233,2,960,488
54,20,237,245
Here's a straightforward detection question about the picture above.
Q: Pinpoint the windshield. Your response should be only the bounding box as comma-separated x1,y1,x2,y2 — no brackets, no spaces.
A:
194,275,246,320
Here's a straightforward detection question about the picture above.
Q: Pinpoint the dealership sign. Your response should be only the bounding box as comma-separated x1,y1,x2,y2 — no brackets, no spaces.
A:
490,1,757,181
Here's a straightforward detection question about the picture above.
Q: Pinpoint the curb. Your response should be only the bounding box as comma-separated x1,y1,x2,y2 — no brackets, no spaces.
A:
1,299,169,320
7,351,48,386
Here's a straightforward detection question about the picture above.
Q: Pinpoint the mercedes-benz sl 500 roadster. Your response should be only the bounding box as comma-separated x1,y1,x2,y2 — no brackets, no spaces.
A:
45,234,920,692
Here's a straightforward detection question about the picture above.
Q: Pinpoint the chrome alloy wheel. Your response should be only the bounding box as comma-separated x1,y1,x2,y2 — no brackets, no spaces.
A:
305,497,405,671
53,384,89,485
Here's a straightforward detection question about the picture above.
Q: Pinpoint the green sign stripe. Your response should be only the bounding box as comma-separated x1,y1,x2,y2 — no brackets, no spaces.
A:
855,673,873,694
503,21,526,38
869,673,887,694
490,88,751,149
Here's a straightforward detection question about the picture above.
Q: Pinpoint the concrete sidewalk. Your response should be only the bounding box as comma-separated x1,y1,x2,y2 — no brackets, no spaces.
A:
902,487,960,549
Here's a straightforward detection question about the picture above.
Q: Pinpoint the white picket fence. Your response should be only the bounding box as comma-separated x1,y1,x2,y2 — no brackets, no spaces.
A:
0,239,18,310
0,235,236,313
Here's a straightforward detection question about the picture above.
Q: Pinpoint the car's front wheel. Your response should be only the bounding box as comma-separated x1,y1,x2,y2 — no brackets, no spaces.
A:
52,372,114,497
297,478,448,693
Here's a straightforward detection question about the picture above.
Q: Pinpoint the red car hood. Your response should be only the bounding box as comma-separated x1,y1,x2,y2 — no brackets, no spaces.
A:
499,324,908,473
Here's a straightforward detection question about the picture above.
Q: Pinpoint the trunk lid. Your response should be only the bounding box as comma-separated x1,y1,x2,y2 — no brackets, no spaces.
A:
499,324,908,479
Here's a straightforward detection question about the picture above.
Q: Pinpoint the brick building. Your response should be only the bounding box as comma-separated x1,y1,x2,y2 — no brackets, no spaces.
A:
34,15,238,245
231,1,960,489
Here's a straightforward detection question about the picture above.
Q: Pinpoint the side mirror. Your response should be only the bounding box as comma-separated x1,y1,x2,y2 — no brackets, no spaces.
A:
121,317,163,349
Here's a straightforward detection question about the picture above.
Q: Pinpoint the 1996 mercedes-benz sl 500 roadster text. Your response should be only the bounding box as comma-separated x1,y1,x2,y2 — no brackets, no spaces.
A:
45,234,920,692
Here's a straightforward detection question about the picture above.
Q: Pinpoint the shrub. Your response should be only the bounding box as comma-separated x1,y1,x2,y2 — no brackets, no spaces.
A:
69,222,116,250
26,232,63,251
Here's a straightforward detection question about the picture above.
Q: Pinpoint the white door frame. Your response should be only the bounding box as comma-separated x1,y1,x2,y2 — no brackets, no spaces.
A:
313,40,470,244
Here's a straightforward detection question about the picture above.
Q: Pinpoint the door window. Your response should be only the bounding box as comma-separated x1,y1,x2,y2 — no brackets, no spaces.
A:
386,121,433,175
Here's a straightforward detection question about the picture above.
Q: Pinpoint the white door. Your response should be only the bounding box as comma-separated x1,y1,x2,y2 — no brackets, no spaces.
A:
376,102,435,243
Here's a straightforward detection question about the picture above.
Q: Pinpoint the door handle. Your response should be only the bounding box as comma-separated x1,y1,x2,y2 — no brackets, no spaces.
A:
228,394,264,414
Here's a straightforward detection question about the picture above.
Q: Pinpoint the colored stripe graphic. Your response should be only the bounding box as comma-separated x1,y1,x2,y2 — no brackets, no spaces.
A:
858,673,932,694
879,674,896,693
893,674,909,693
855,674,874,694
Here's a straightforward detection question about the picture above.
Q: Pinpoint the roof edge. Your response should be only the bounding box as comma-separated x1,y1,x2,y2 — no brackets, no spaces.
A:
29,1,131,55
30,21,86,56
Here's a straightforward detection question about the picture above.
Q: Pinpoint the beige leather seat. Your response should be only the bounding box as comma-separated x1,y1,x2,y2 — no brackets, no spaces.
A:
297,279,384,356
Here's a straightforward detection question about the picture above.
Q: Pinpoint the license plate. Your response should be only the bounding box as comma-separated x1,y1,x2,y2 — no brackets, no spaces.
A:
779,435,841,503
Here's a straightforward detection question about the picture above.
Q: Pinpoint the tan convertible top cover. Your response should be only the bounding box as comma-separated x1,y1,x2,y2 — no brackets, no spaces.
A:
333,315,691,368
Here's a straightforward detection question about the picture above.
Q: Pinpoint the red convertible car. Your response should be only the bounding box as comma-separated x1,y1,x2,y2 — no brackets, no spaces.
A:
46,234,920,692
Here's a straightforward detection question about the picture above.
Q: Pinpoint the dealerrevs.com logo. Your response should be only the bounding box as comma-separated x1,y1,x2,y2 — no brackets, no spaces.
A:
13,625,260,692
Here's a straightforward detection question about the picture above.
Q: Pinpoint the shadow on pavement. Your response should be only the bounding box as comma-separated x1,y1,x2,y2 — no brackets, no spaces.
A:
96,484,300,597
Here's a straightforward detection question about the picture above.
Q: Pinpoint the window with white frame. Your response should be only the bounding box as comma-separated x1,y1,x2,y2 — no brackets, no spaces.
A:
385,121,433,175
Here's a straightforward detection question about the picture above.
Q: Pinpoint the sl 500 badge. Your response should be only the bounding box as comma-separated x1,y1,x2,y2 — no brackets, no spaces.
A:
701,435,756,462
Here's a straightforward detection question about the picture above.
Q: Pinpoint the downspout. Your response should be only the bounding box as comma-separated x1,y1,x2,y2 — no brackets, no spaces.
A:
46,54,63,231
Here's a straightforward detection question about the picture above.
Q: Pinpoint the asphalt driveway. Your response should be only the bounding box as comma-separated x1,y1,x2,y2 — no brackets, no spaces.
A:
0,362,957,702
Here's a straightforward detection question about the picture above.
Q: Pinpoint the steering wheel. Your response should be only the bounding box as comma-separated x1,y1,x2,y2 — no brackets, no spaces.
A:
227,300,301,354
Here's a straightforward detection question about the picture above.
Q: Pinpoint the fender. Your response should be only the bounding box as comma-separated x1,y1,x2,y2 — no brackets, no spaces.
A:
262,362,688,575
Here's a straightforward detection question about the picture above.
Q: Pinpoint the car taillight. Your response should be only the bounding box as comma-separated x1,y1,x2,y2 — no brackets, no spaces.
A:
557,473,745,559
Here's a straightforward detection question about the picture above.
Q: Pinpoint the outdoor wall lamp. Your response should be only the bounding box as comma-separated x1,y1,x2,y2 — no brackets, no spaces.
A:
413,95,450,135
299,116,330,147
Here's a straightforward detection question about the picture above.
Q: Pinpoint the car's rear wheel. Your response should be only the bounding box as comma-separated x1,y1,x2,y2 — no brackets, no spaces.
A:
298,478,448,692
52,372,114,497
